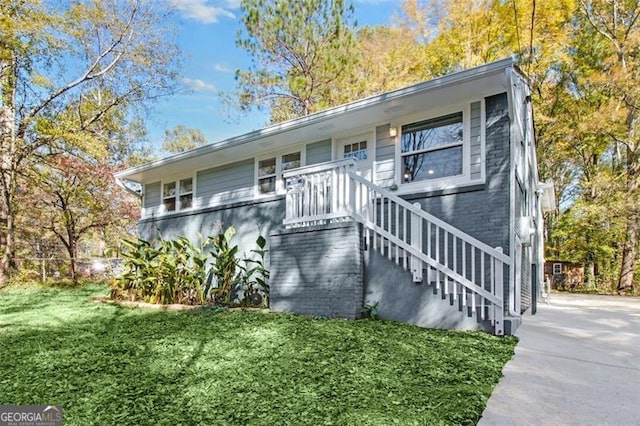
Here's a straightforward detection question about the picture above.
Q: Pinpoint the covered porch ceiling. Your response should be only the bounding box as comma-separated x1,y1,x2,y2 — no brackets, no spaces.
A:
116,59,513,184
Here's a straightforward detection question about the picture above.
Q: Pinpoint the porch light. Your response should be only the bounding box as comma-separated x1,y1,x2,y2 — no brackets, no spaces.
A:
389,126,397,137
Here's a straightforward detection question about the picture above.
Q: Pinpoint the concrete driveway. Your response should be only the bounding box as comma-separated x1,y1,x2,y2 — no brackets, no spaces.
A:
478,293,640,426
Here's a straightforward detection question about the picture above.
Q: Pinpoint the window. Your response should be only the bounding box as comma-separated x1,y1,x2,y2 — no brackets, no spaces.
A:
163,177,193,212
343,141,368,161
179,178,193,209
282,152,301,172
258,158,276,194
553,263,562,275
281,151,301,188
257,151,302,194
400,112,463,183
162,182,176,212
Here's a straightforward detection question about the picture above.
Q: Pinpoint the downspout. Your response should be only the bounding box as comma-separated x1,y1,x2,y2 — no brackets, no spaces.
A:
505,67,521,318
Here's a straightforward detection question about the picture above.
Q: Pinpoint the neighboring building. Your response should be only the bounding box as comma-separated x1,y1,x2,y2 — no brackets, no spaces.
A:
544,260,585,289
115,58,555,335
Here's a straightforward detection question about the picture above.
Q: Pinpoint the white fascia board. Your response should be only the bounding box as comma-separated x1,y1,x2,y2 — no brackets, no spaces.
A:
116,58,515,183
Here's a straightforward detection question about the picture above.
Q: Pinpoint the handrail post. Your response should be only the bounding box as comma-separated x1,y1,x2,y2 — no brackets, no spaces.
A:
347,162,356,216
285,180,292,222
410,202,423,283
331,167,338,216
493,246,504,336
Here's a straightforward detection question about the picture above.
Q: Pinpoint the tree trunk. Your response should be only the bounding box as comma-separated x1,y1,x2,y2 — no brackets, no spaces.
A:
618,137,640,292
617,218,638,292
586,261,596,289
0,52,17,287
0,193,15,286
66,227,78,282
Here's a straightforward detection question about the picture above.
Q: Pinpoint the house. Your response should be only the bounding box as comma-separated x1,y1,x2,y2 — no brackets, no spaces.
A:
115,58,555,335
544,260,585,290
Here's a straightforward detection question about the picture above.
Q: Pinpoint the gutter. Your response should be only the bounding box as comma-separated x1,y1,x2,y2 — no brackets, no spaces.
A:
115,176,143,199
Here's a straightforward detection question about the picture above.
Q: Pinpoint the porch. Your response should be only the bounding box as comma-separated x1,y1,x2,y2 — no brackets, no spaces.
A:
269,158,515,335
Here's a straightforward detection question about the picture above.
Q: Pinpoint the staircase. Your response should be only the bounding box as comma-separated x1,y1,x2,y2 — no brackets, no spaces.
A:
283,159,510,335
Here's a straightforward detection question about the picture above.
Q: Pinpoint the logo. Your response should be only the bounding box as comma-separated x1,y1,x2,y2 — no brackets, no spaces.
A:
0,405,63,426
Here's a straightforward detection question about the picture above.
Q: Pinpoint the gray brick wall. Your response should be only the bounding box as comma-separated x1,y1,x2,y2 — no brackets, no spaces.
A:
270,222,364,319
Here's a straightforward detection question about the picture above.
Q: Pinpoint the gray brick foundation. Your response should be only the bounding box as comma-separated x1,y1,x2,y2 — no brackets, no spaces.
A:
269,222,364,319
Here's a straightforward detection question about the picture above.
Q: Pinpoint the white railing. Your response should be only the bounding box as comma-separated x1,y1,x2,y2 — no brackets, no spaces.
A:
283,159,509,335
283,158,357,226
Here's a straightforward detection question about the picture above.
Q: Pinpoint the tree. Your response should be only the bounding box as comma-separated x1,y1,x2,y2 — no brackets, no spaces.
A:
234,0,358,122
162,125,207,154
0,0,179,285
339,25,430,100
108,116,155,167
28,155,137,281
577,0,640,291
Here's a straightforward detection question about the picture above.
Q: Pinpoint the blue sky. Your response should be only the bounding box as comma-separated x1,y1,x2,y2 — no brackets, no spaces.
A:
149,0,399,146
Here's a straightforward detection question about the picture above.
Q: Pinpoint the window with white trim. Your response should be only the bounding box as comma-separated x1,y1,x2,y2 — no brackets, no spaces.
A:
343,140,368,161
553,263,562,275
258,157,277,194
163,177,193,212
257,151,302,194
400,112,463,183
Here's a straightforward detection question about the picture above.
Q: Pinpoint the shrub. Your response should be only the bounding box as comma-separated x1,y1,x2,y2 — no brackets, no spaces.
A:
238,233,270,307
206,227,240,305
112,234,210,305
112,228,269,306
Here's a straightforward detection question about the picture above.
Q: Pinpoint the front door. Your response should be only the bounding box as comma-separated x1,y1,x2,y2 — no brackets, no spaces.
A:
337,133,373,181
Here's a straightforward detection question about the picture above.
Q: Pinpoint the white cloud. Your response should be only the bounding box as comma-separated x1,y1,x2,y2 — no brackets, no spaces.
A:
183,78,217,92
169,0,235,24
213,63,232,73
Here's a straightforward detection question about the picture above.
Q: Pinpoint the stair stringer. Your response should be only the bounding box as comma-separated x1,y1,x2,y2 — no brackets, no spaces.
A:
363,246,493,332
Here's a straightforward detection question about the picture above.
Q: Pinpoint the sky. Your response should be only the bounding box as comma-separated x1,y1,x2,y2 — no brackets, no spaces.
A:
148,0,399,146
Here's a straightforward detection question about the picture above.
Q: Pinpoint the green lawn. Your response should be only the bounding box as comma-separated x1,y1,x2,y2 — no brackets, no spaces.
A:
0,285,516,425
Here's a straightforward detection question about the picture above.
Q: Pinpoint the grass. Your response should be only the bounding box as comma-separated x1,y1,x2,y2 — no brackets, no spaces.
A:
0,284,516,425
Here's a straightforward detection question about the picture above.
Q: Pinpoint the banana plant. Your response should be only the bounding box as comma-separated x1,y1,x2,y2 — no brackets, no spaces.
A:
209,226,240,305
